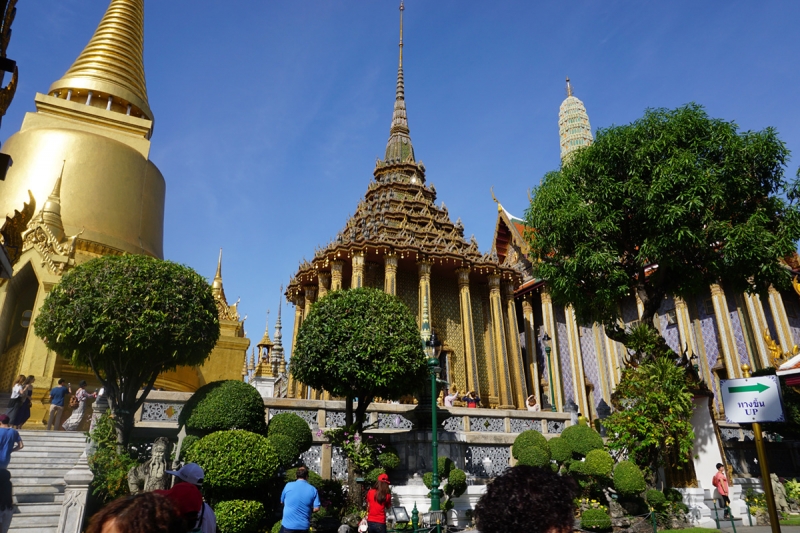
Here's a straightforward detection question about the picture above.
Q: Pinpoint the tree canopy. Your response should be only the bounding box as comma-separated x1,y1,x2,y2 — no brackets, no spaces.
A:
34,254,220,444
291,287,426,428
525,103,800,345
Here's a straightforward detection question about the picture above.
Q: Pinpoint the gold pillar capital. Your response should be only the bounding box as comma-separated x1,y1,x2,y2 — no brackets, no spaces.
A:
541,289,552,305
304,286,317,301
330,261,344,291
488,273,501,291
351,253,365,288
417,260,432,279
456,267,471,287
521,298,534,313
385,253,398,269
384,253,398,296
502,280,516,298
710,283,725,297
318,272,331,298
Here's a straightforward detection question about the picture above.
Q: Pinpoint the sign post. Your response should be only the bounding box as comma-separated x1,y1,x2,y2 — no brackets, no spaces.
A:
721,365,782,533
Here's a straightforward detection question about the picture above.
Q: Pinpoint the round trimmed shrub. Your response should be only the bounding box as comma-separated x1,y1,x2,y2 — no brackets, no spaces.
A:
267,413,313,454
364,467,386,487
423,471,433,489
516,446,551,468
581,508,612,531
186,430,278,501
446,469,468,498
646,489,666,509
613,460,646,496
377,451,401,471
548,436,572,463
438,456,454,478
560,424,603,456
584,449,614,477
512,430,549,459
284,467,323,488
215,500,265,533
178,434,200,461
266,434,300,468
179,380,267,435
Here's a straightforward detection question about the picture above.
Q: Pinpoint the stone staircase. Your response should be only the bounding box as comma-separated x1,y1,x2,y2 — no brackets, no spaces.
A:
7,430,87,533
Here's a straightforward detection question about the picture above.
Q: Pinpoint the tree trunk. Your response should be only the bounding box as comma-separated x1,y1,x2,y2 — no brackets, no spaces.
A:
347,460,360,508
345,396,353,428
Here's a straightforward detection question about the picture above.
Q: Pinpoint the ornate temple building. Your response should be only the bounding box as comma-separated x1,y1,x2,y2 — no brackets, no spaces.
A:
286,3,529,409
0,0,248,424
493,80,800,421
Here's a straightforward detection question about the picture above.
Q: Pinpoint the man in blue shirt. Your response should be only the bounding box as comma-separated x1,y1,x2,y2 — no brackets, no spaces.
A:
280,466,320,533
46,379,71,431
0,414,22,469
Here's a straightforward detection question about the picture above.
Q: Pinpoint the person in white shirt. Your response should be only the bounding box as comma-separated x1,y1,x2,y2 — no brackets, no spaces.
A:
166,463,216,533
444,387,459,407
526,395,540,412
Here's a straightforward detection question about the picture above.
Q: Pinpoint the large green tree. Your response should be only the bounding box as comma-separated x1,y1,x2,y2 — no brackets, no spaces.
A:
34,254,220,446
291,287,426,429
525,103,800,350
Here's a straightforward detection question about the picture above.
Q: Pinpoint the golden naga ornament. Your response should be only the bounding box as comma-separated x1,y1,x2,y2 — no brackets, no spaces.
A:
763,328,798,368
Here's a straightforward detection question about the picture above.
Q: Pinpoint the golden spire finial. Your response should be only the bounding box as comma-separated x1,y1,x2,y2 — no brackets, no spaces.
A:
491,186,502,213
49,0,153,121
384,0,415,164
212,248,224,292
399,0,404,70
566,77,573,97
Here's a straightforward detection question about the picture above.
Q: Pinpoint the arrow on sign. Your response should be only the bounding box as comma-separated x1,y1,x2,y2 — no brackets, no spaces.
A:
728,383,770,394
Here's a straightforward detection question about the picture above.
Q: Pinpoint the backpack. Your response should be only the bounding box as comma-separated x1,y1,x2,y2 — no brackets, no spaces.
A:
712,473,719,488
69,395,79,408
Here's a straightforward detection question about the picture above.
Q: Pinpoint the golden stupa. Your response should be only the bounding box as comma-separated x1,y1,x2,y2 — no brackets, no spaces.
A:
0,0,248,426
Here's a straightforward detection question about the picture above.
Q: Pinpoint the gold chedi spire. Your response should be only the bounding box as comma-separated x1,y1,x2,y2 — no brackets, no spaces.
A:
566,76,573,97
385,0,414,164
49,0,152,121
559,76,593,162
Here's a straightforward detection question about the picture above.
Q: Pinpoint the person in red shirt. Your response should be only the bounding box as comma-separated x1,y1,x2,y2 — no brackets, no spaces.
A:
366,473,392,533
712,463,731,519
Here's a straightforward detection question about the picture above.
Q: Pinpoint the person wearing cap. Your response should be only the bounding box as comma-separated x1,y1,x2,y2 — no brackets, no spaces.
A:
366,473,392,533
0,415,22,470
280,465,320,533
155,483,204,532
166,463,216,533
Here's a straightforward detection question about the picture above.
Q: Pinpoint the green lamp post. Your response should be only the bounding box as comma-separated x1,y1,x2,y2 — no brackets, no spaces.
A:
542,332,556,412
425,329,444,531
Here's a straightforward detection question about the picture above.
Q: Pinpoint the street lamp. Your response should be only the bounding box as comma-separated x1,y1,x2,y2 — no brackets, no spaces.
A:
542,333,556,412
426,329,444,531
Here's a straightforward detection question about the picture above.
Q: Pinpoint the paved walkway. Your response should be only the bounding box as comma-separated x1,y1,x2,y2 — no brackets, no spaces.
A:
716,528,799,533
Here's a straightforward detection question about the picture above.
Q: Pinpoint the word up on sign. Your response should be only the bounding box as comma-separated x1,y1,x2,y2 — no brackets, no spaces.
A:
721,375,784,424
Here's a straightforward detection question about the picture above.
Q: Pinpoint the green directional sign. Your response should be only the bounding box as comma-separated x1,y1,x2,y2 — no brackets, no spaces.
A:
721,376,784,424
728,383,770,394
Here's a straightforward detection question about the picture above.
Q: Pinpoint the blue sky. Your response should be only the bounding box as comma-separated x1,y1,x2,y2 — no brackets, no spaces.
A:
4,1,800,358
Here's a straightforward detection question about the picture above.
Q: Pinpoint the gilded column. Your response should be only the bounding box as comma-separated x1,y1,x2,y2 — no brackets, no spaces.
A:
767,286,794,354
457,268,481,394
488,274,514,409
318,272,331,299
540,290,564,410
710,283,741,378
521,297,541,408
565,306,589,416
503,281,528,408
351,252,365,289
287,294,305,399
384,253,398,296
418,261,432,328
482,293,500,407
743,292,771,369
674,297,699,359
602,329,621,389
330,261,344,291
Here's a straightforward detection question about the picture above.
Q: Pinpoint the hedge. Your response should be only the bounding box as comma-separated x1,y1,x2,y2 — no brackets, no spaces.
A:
186,430,278,501
584,449,614,477
548,436,573,463
511,430,549,459
581,508,612,531
516,446,551,468
266,434,300,468
613,460,646,496
646,489,666,509
560,424,604,457
215,500,266,533
179,381,267,435
267,413,313,454
178,434,200,461
284,467,323,487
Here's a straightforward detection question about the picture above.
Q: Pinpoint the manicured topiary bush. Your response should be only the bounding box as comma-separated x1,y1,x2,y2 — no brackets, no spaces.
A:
284,467,323,487
186,430,279,502
581,508,612,531
179,381,267,436
423,471,434,489
512,430,549,459
584,449,614,477
266,434,300,468
445,468,468,498
215,500,266,533
548,436,573,463
377,451,401,471
438,456,454,478
561,424,604,456
178,434,200,461
516,446,551,468
267,413,313,454
646,489,666,509
613,460,646,496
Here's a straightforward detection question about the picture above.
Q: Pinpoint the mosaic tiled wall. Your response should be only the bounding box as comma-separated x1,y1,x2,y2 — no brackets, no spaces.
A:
694,291,720,370
553,306,574,404
782,291,800,346
725,292,751,366
578,324,603,408
431,273,466,392
621,296,639,324
657,297,681,354
396,269,419,326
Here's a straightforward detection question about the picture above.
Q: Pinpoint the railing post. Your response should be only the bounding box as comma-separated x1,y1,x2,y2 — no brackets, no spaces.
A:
56,452,94,533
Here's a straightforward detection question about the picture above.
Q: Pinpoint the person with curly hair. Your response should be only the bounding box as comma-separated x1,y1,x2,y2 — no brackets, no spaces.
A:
474,465,578,533
85,492,186,533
